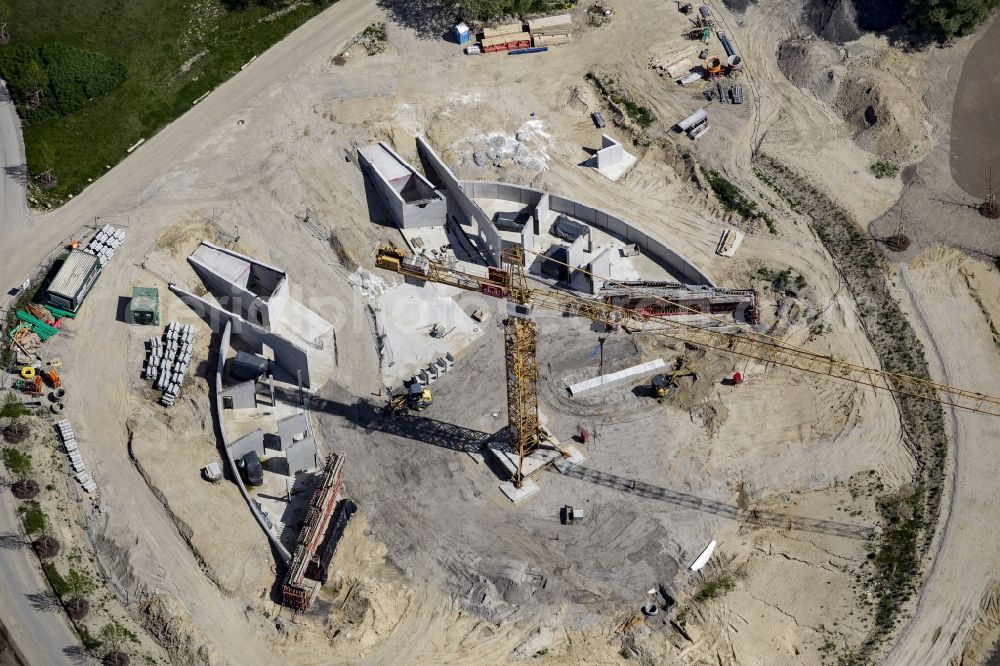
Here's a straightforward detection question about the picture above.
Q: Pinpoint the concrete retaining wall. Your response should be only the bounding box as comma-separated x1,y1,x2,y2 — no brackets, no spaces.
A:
461,180,714,286
358,142,446,229
215,321,292,563
415,136,503,266
171,285,312,388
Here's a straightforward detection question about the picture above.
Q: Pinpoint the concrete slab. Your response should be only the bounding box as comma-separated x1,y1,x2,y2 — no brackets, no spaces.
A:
553,443,586,473
499,478,540,504
379,282,484,386
487,441,562,478
567,358,667,397
592,150,638,182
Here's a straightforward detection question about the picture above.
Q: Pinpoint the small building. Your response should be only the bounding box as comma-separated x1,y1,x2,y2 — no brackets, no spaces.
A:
44,250,102,313
126,287,160,326
357,142,447,229
187,242,290,331
454,22,471,44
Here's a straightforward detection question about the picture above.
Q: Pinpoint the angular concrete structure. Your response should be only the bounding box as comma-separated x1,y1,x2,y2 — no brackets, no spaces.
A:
188,242,290,331
358,142,447,229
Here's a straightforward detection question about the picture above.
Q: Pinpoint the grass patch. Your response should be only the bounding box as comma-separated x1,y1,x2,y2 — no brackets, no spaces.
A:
870,160,900,179
693,572,736,602
18,500,47,535
1,393,31,421
586,72,655,129
755,154,947,664
753,267,807,292
0,0,340,206
2,447,33,478
42,561,70,598
704,169,777,233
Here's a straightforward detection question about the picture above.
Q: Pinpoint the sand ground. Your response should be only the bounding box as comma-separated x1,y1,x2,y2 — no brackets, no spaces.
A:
1,0,998,664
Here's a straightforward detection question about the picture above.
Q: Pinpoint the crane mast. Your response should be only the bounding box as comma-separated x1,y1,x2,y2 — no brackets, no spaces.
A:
374,244,1000,488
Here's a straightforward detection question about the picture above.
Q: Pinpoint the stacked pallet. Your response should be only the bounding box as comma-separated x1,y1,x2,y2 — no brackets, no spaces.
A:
528,13,571,47
144,321,195,407
83,224,126,266
56,419,97,493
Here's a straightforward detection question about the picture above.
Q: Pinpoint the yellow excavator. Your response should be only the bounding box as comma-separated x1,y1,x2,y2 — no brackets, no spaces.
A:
650,365,697,402
386,381,433,415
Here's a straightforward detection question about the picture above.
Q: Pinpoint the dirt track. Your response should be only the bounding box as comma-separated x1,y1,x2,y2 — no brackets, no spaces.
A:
1,0,998,663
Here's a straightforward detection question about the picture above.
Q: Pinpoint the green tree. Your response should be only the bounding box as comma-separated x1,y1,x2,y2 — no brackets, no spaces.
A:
64,568,95,619
2,447,32,480
21,57,47,105
100,621,132,665
907,0,1000,40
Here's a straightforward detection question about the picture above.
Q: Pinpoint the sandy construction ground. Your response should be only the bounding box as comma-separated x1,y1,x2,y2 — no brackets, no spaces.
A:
1,0,998,664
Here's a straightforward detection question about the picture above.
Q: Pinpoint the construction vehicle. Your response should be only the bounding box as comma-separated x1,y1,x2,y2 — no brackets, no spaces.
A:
650,365,697,402
374,244,1000,488
408,382,432,410
385,382,433,415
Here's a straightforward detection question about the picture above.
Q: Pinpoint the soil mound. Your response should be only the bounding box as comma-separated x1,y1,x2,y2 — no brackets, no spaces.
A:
834,49,930,163
776,36,845,102
806,0,862,43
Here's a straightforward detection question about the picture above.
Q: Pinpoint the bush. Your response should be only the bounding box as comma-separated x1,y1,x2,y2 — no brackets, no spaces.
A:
18,500,46,535
870,160,899,179
42,45,125,114
0,44,125,120
907,0,1000,41
2,447,33,479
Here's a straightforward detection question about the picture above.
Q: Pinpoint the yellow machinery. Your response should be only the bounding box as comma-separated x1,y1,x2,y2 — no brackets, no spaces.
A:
386,382,433,415
651,365,696,401
374,244,1000,488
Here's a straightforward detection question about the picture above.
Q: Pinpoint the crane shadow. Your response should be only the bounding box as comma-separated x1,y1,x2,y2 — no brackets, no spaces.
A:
308,391,872,540
556,465,874,540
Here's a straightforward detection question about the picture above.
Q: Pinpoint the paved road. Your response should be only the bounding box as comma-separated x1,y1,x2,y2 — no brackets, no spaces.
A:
0,81,81,663
0,487,81,662
0,79,31,247
0,1,375,663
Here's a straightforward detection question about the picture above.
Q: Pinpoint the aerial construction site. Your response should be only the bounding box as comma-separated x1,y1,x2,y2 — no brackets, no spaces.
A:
1,1,1000,665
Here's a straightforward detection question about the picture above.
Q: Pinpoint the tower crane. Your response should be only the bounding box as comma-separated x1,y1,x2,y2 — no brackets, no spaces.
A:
374,244,1000,489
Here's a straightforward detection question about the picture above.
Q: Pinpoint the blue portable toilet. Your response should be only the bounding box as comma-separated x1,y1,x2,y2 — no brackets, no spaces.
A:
454,22,471,44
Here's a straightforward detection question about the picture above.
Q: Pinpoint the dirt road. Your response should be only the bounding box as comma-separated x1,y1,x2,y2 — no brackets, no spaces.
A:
0,0,378,663
0,0,375,293
884,250,1000,665
0,80,30,242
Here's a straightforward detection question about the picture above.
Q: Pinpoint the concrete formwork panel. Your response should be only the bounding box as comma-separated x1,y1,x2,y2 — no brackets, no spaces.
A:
567,232,589,272
589,248,616,294
277,412,309,450
286,436,316,476
417,136,502,266
230,429,265,459
221,380,258,410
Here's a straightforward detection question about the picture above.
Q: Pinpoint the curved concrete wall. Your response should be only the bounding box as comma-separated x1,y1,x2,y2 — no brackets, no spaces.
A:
461,180,715,287
215,321,292,564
